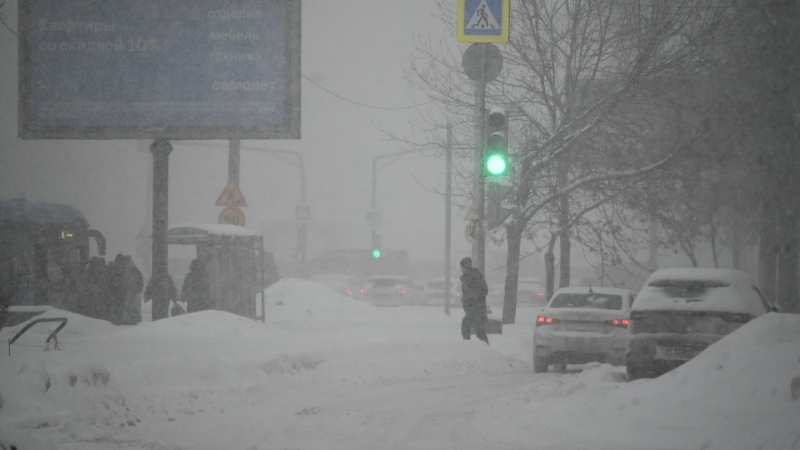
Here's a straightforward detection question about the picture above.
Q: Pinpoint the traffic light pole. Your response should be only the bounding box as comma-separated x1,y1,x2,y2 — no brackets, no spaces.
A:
473,44,487,276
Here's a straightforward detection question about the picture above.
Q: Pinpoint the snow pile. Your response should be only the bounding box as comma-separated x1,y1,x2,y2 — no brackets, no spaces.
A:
626,312,800,449
262,278,380,323
1,276,797,450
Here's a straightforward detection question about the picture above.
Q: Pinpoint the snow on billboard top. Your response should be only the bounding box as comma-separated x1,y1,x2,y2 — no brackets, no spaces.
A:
18,0,300,140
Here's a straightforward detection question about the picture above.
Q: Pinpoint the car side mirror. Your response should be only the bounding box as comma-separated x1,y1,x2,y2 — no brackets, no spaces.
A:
770,304,781,313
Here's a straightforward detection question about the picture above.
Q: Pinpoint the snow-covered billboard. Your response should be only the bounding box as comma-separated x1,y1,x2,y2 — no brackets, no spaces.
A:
18,0,301,140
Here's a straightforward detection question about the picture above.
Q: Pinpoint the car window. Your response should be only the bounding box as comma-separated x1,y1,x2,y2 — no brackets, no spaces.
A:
752,285,772,312
371,279,399,288
628,294,635,310
647,279,728,298
550,293,623,310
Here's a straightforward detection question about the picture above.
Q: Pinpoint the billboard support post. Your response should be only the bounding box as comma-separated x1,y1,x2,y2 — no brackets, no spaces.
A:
150,139,172,321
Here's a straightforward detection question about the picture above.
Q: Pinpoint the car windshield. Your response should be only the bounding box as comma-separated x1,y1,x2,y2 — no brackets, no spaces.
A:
370,278,401,288
550,293,623,310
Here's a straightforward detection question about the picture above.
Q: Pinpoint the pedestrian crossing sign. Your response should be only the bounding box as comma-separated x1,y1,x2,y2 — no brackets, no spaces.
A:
458,0,509,43
295,204,313,223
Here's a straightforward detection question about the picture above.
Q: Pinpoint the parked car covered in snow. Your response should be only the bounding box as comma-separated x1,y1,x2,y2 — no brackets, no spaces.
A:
626,268,778,381
533,286,636,373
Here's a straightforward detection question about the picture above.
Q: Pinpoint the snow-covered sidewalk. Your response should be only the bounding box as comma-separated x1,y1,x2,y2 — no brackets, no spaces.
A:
1,278,798,450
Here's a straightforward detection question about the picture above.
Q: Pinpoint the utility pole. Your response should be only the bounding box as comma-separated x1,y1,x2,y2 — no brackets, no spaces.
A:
444,123,453,315
229,139,241,183
473,43,487,276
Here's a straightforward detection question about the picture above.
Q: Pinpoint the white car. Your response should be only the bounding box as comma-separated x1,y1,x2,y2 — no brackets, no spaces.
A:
422,278,461,306
359,276,424,307
533,286,636,373
626,268,777,381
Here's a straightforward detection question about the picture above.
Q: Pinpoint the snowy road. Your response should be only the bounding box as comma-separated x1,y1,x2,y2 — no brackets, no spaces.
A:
2,278,799,450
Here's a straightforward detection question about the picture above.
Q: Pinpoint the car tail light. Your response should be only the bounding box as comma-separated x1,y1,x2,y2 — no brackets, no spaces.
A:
344,290,353,296
457,292,461,297
360,289,367,294
536,315,560,326
535,292,545,297
397,289,407,294
606,318,629,328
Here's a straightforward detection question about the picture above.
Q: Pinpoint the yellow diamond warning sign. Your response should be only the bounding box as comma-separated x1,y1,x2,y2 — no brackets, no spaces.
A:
215,180,248,207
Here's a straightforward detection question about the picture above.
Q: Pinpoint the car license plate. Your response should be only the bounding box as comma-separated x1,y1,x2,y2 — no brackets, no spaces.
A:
564,322,599,332
665,346,704,359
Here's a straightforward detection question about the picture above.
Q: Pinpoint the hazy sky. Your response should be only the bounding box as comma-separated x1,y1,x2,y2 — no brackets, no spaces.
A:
0,0,502,272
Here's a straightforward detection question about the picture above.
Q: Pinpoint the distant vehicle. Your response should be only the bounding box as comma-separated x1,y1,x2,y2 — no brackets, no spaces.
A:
517,278,547,307
533,286,636,373
422,278,461,306
359,276,424,307
626,268,777,381
486,277,546,308
311,274,364,297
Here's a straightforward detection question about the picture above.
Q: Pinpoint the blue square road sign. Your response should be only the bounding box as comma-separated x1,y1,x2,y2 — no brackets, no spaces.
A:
458,0,509,43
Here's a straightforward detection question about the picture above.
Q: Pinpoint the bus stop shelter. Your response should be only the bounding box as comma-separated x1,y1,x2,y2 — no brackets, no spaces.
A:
167,224,267,321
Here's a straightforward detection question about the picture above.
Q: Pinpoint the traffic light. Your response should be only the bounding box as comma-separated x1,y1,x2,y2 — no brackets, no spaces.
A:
485,107,509,177
371,233,382,258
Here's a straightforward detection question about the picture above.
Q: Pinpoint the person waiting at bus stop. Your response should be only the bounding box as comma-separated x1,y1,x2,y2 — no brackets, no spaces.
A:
459,257,489,345
182,258,211,313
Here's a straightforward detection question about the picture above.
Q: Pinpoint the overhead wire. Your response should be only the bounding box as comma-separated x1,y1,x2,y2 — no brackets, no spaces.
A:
302,73,432,111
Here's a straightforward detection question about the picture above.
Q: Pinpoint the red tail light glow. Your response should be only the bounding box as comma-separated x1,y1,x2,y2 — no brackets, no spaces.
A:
344,290,353,296
536,315,559,326
608,318,630,328
535,292,545,296
397,289,407,294
360,289,367,294
457,292,461,297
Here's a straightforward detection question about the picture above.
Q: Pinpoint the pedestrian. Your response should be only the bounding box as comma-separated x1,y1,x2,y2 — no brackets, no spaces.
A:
120,255,144,325
85,257,111,320
106,255,125,325
182,258,212,313
459,257,489,345
144,273,178,321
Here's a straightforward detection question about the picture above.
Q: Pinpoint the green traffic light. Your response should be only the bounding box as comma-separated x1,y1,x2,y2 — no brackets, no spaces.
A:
373,249,381,258
486,154,507,175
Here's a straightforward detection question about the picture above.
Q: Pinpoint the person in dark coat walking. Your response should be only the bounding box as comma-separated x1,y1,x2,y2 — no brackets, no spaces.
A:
182,258,212,313
144,273,178,321
459,257,489,345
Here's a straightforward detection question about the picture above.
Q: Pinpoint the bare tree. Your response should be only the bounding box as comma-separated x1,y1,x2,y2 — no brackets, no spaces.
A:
396,0,724,322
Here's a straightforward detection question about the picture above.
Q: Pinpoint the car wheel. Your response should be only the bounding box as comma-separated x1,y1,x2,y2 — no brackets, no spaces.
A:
533,356,548,373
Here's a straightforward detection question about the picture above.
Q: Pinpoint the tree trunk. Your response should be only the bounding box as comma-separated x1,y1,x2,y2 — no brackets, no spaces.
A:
777,210,799,313
545,237,557,300
710,217,720,268
558,194,571,288
502,223,523,324
758,201,778,304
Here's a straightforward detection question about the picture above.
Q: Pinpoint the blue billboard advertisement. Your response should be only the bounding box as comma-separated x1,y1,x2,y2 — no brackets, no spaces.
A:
19,0,300,139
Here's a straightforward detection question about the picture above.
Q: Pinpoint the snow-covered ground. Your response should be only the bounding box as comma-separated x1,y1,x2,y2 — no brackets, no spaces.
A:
1,278,799,450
